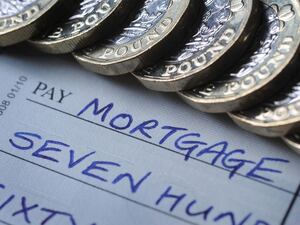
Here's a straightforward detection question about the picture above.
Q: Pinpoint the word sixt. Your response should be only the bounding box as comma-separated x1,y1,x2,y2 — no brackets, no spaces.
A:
0,182,88,225
76,98,289,183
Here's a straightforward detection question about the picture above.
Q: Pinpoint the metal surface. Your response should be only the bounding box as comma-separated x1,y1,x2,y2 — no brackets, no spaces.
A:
283,134,300,154
229,75,300,137
133,0,259,92
180,0,300,113
30,0,139,54
0,0,74,46
74,0,199,76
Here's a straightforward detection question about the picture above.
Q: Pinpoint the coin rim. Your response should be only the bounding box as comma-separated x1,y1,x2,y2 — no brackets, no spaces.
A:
74,0,191,66
0,0,59,35
132,0,255,84
179,0,300,112
228,104,300,128
282,135,300,154
29,0,124,50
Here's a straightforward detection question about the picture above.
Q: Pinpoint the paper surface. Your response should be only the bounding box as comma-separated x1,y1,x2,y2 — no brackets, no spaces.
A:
0,45,299,225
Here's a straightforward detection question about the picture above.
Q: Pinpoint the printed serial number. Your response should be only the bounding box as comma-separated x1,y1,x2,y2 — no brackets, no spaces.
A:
0,76,27,116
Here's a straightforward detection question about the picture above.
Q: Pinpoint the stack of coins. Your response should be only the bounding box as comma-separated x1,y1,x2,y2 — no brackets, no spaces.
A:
1,0,300,154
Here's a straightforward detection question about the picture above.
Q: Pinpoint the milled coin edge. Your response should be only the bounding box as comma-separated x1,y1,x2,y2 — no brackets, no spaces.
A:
74,0,191,66
179,0,300,112
28,0,125,50
133,0,256,85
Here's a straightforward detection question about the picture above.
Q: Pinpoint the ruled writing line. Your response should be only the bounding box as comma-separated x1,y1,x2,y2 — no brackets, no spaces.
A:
281,183,300,225
0,148,199,225
0,219,13,225
26,98,300,197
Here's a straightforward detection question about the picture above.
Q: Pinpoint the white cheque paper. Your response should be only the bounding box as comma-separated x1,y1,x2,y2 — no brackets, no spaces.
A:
0,46,299,225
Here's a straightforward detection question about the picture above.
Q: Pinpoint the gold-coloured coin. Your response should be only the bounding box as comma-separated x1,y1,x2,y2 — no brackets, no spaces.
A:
30,0,139,54
229,76,300,137
283,134,300,154
0,0,74,47
74,0,199,76
180,0,300,113
133,0,259,92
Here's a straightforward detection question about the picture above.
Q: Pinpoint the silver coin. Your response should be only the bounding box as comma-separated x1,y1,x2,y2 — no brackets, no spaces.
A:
133,0,259,92
283,133,300,154
0,0,74,47
229,77,300,137
180,0,300,113
74,0,199,76
29,0,139,54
